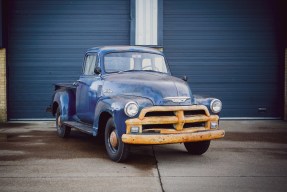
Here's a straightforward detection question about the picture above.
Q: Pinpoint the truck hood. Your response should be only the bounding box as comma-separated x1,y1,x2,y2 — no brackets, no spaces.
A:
102,71,193,105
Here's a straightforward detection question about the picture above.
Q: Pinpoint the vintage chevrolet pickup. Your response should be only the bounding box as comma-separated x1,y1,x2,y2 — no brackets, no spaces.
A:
47,46,225,162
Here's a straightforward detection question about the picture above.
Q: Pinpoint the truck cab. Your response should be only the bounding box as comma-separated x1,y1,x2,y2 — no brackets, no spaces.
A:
48,46,225,162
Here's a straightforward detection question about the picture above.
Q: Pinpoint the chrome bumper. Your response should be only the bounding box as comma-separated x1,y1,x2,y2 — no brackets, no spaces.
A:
122,129,225,144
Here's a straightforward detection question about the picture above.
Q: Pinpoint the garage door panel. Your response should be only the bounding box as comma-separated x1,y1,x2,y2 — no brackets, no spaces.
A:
164,0,282,117
8,0,130,119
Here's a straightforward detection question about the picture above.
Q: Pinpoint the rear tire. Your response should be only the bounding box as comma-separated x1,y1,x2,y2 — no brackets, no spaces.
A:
55,107,71,138
184,140,210,155
105,117,129,162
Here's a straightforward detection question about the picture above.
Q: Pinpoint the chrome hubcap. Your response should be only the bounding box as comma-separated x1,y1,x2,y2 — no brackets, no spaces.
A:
109,131,118,148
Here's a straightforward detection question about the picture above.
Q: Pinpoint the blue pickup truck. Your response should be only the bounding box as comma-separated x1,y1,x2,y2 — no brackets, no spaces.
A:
47,46,225,162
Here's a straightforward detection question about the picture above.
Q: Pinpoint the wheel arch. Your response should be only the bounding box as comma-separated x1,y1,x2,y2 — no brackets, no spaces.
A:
52,101,59,116
52,90,76,120
92,96,153,137
97,111,112,138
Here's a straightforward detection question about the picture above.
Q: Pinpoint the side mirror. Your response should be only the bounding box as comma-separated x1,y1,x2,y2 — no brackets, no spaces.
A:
94,67,101,75
182,75,188,82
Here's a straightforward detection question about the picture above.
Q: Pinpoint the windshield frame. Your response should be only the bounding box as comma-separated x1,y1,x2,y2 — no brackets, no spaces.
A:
102,51,171,75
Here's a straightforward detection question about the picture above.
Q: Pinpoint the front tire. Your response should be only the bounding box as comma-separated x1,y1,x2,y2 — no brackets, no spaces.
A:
105,118,129,162
55,107,71,138
184,140,210,155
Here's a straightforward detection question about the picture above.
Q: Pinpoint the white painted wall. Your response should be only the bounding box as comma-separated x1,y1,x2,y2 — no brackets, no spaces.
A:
135,0,158,45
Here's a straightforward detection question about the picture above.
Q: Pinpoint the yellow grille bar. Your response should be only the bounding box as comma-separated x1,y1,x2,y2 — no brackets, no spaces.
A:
142,127,207,134
138,105,210,120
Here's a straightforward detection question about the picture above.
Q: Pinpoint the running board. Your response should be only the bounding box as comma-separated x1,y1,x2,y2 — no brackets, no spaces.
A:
63,121,93,135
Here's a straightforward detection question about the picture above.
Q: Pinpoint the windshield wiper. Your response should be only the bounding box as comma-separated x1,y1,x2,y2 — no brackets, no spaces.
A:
118,69,140,73
117,69,167,74
139,70,166,74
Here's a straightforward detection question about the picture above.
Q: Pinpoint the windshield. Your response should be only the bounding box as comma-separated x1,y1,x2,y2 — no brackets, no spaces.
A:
104,52,169,73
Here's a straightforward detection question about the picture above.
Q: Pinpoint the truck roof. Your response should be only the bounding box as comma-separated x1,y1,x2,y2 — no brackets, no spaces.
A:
87,46,163,55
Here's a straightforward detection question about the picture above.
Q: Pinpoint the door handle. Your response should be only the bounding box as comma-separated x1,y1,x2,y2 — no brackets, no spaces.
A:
73,82,79,87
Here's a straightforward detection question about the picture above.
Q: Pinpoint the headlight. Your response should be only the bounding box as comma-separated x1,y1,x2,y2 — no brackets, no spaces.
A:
210,99,222,113
124,101,139,117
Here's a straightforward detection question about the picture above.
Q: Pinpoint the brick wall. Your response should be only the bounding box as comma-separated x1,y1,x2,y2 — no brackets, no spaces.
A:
285,49,287,120
0,48,7,122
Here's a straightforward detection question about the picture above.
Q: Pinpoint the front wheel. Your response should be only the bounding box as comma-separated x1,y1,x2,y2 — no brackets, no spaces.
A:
184,140,210,155
105,118,129,162
55,107,71,138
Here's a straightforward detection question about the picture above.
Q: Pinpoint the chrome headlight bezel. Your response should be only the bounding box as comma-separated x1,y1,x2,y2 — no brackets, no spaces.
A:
124,101,139,117
210,99,222,113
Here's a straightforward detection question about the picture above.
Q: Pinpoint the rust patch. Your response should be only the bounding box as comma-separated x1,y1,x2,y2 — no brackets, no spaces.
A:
122,130,225,144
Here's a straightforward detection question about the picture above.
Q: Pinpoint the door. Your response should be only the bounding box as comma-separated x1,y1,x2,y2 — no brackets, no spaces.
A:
76,54,98,123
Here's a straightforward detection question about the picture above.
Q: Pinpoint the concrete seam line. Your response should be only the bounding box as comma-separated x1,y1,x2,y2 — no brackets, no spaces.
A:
152,145,165,192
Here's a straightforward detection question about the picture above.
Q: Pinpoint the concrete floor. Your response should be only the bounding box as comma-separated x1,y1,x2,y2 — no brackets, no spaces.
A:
0,120,287,192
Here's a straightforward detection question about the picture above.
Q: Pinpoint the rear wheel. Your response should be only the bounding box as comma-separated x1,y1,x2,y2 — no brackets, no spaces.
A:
55,107,71,138
184,140,210,155
105,118,129,162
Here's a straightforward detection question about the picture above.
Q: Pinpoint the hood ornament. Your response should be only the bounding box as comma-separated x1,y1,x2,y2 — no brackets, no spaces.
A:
164,97,190,103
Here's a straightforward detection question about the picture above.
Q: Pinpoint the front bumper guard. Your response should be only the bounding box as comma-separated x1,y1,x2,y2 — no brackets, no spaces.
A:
122,129,225,145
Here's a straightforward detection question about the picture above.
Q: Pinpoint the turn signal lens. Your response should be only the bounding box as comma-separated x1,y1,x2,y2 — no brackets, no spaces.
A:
130,126,140,133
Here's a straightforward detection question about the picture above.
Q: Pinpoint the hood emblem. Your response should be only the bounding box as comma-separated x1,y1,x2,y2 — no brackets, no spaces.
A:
164,97,190,103
103,89,113,94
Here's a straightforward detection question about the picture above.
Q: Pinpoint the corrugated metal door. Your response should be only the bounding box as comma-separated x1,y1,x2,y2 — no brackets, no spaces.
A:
7,0,130,119
163,0,283,117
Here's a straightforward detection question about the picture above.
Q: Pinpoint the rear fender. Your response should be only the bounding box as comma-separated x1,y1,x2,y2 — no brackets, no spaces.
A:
52,90,76,121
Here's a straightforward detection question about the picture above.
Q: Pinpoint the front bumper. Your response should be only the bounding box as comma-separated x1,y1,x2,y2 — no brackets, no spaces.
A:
122,105,225,145
122,129,225,144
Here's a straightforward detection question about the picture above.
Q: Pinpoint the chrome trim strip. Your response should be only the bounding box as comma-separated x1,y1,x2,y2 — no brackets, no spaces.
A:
163,96,190,103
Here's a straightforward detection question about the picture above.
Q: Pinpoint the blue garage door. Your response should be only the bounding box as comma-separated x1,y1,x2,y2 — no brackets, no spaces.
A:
7,0,130,119
163,0,284,118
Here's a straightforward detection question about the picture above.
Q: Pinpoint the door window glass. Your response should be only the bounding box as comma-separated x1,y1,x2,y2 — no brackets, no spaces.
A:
83,55,97,75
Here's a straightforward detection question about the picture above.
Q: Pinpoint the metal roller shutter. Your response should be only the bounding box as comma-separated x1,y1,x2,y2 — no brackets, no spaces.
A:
7,0,130,119
163,0,283,118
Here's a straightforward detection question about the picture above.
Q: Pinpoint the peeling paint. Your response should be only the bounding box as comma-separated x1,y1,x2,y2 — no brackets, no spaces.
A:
111,103,121,111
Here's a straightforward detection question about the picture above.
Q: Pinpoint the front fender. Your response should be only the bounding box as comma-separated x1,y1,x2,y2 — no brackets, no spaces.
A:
193,95,221,115
92,96,153,137
53,90,76,121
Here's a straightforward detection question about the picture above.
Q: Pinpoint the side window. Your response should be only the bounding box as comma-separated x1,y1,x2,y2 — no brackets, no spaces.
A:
83,54,97,75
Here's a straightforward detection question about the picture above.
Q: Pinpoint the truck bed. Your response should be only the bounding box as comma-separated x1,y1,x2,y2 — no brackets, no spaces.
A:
54,83,77,91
